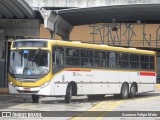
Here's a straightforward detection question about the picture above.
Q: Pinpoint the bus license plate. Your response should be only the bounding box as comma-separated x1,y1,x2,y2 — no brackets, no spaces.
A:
23,88,31,91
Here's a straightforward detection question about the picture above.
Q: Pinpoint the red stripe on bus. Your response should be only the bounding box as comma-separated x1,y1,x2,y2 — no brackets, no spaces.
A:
140,72,156,76
65,69,91,72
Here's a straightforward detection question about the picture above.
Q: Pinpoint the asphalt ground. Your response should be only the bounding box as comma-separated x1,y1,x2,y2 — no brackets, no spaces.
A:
0,85,160,120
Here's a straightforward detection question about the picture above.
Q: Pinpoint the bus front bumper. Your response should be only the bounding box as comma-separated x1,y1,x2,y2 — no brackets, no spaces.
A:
8,82,51,95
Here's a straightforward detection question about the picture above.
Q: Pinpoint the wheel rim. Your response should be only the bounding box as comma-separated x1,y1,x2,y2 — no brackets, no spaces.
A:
69,86,72,98
131,85,136,95
122,86,128,97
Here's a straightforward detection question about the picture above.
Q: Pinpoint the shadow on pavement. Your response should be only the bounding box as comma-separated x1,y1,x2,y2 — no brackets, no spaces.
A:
1,92,160,107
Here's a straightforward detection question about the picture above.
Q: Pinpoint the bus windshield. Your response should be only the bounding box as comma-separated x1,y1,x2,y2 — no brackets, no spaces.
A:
9,49,50,75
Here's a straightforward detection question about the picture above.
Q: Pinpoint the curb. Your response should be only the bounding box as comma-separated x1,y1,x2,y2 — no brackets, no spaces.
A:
0,88,9,95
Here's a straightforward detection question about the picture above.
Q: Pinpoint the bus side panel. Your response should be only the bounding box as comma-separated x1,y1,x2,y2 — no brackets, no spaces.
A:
129,72,139,83
142,75,156,92
118,71,129,83
77,83,83,95
138,72,156,93
40,85,51,95
80,70,93,95
92,70,119,94
91,70,107,94
53,83,67,96
50,72,67,96
106,71,119,94
9,84,16,94
50,77,56,96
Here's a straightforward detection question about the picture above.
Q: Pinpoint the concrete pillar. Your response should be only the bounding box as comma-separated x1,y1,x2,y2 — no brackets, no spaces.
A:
40,8,73,40
0,30,6,87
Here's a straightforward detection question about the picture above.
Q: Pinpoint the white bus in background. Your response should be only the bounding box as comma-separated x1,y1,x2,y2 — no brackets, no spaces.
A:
8,39,156,103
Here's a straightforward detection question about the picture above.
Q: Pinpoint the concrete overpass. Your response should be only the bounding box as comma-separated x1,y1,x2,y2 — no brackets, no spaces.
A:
0,0,40,87
24,0,160,43
25,0,160,8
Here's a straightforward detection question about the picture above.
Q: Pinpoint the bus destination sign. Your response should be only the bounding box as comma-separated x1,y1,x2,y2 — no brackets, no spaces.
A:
13,41,47,48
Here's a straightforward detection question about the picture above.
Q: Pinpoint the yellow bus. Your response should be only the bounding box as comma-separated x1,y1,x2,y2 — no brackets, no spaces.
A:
8,39,156,103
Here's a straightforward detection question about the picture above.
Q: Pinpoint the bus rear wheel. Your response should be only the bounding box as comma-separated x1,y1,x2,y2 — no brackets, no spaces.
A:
65,85,72,103
32,95,39,103
121,83,129,99
129,83,137,98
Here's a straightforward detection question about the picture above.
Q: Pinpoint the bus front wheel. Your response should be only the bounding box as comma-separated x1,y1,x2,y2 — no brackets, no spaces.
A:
32,95,39,103
65,85,72,103
121,83,129,99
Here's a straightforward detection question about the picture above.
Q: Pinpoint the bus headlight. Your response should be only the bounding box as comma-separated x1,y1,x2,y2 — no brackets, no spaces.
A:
9,82,16,87
41,81,51,88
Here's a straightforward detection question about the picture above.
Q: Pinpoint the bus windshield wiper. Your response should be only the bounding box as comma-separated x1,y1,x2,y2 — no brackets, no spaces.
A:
32,49,40,61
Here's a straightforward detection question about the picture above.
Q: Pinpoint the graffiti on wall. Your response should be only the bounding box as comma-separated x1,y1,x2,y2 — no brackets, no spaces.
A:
89,23,160,48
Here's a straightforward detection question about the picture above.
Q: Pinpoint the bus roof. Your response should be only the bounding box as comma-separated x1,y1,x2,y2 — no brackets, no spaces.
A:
14,39,155,55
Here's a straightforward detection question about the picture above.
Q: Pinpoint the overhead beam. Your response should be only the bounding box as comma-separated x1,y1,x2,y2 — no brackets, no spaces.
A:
40,8,73,40
25,0,160,8
0,19,40,36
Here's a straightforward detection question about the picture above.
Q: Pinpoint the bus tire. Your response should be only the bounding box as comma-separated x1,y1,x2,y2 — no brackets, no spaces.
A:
121,83,129,99
129,83,137,98
65,85,72,103
32,95,39,103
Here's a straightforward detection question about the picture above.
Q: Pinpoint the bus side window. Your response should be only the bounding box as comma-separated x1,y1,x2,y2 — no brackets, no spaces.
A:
140,55,149,70
119,53,129,68
52,47,64,66
52,51,56,66
81,49,93,67
130,54,139,69
150,56,154,70
108,52,116,68
66,47,80,66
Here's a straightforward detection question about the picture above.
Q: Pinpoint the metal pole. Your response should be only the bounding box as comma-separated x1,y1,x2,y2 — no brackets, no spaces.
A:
50,31,55,39
4,36,8,87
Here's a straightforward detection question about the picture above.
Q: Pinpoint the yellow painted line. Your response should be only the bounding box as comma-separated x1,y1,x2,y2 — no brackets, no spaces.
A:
70,102,106,120
96,101,124,120
96,95,160,120
71,100,124,120
155,84,160,89
71,94,160,120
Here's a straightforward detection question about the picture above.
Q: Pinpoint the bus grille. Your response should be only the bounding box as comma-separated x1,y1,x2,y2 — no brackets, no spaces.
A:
15,79,39,82
17,90,39,94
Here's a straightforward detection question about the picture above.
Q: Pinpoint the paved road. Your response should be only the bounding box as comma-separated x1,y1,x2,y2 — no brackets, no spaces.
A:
0,89,160,120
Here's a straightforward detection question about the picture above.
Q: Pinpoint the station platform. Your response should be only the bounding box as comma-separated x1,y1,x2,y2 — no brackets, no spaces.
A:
0,84,160,95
